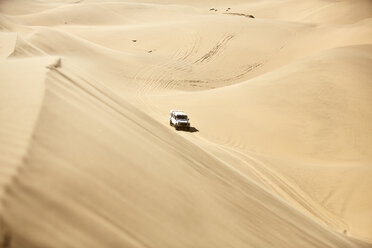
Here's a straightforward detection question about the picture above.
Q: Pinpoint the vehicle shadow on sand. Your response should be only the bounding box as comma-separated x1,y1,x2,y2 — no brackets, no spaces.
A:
178,127,199,133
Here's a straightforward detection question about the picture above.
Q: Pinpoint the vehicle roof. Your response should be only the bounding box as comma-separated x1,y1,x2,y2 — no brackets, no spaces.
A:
171,110,187,115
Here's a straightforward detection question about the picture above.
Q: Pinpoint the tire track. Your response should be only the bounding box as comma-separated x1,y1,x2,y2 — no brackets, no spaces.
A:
194,34,234,64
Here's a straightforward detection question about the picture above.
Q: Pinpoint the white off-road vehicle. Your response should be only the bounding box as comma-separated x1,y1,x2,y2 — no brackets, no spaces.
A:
169,110,190,131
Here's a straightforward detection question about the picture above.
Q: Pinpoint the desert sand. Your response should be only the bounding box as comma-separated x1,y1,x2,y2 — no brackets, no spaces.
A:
1,0,372,247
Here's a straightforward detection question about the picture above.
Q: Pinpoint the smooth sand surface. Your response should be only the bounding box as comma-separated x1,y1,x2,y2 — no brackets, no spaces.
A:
1,0,371,247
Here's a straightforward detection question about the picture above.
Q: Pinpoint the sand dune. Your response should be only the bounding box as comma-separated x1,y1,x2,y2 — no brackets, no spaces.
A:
149,44,372,241
0,59,368,248
0,0,371,247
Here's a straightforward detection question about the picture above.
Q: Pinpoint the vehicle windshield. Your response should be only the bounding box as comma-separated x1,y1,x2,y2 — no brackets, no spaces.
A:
176,115,188,120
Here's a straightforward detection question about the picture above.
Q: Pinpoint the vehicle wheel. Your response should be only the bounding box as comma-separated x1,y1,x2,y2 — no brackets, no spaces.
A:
169,120,172,126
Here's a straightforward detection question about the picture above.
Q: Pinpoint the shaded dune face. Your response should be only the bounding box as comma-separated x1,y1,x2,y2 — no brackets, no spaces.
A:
0,0,372,247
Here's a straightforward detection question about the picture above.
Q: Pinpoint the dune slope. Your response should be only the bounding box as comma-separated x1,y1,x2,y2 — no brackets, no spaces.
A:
150,44,372,241
0,61,368,248
0,0,371,247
